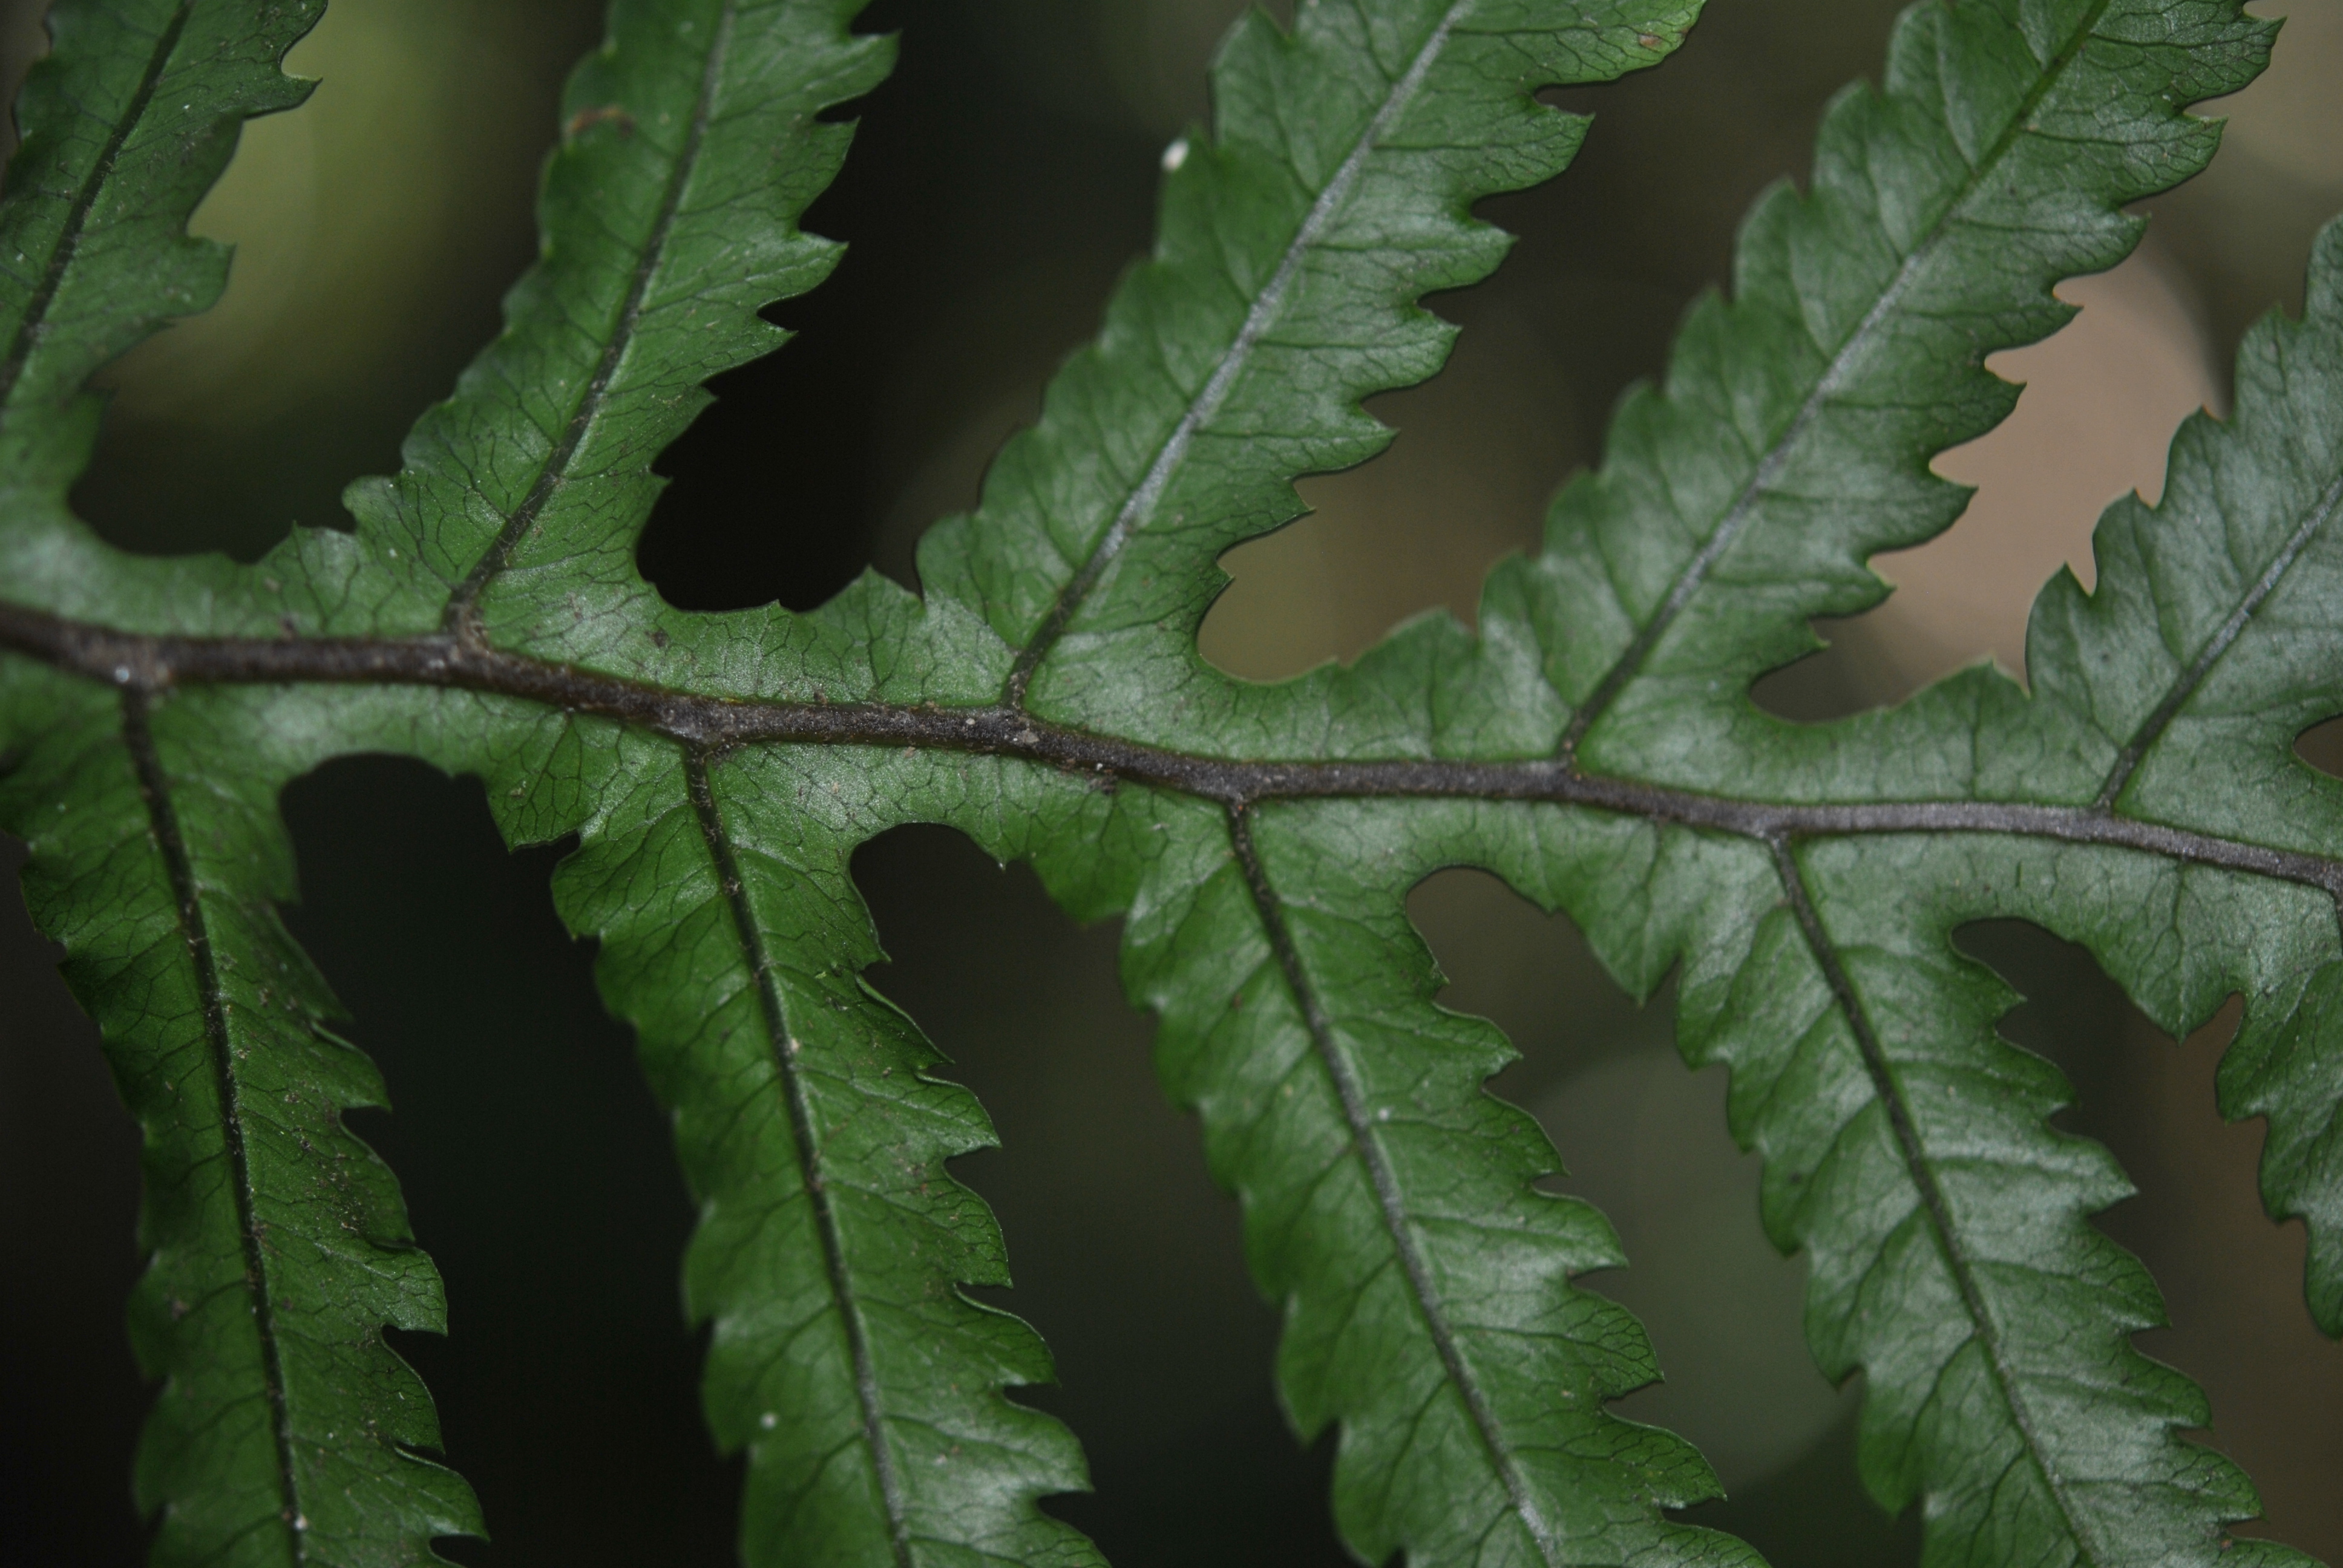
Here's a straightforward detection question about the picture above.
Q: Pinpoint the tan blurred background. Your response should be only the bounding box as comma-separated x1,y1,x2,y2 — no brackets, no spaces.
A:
1,1,2339,1564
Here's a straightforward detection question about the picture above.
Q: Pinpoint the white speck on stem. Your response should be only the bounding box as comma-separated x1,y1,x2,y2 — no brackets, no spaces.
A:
759,1411,778,1430
1161,137,1189,173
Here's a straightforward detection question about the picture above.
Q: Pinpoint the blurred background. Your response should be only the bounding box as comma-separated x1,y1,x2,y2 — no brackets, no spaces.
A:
3,0,2341,1563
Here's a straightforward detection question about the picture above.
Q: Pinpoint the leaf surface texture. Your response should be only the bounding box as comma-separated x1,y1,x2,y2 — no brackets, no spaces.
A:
2,1,2340,1566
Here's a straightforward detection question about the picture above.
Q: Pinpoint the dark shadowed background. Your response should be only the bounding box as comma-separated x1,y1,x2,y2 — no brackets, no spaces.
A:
4,1,2342,1563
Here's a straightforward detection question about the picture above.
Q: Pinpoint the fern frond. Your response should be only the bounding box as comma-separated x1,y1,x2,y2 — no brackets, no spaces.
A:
916,0,1696,747
2013,215,2343,1334
1374,2,2324,1558
1118,792,1757,1567
1720,835,2305,1567
520,733,1109,1567
0,0,319,505
315,0,891,653
1499,0,2274,793
0,668,482,1565
0,0,323,621
5,1,2341,1563
0,7,483,1561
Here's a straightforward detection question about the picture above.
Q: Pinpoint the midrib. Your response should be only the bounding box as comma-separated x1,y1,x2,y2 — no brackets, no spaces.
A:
122,690,310,1563
7,596,2340,903
684,750,915,1568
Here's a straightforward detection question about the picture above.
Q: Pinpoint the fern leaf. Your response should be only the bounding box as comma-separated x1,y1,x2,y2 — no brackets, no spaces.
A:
1390,2,2325,1557
7,0,2343,1563
1720,837,2305,1567
495,732,1109,1567
2011,215,2343,1334
0,0,320,615
1415,794,2318,1567
0,7,482,1561
321,4,1112,1552
0,0,318,500
318,0,890,653
1499,0,2274,792
2028,226,2343,844
1113,791,1757,1567
0,670,481,1566
916,0,1697,743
